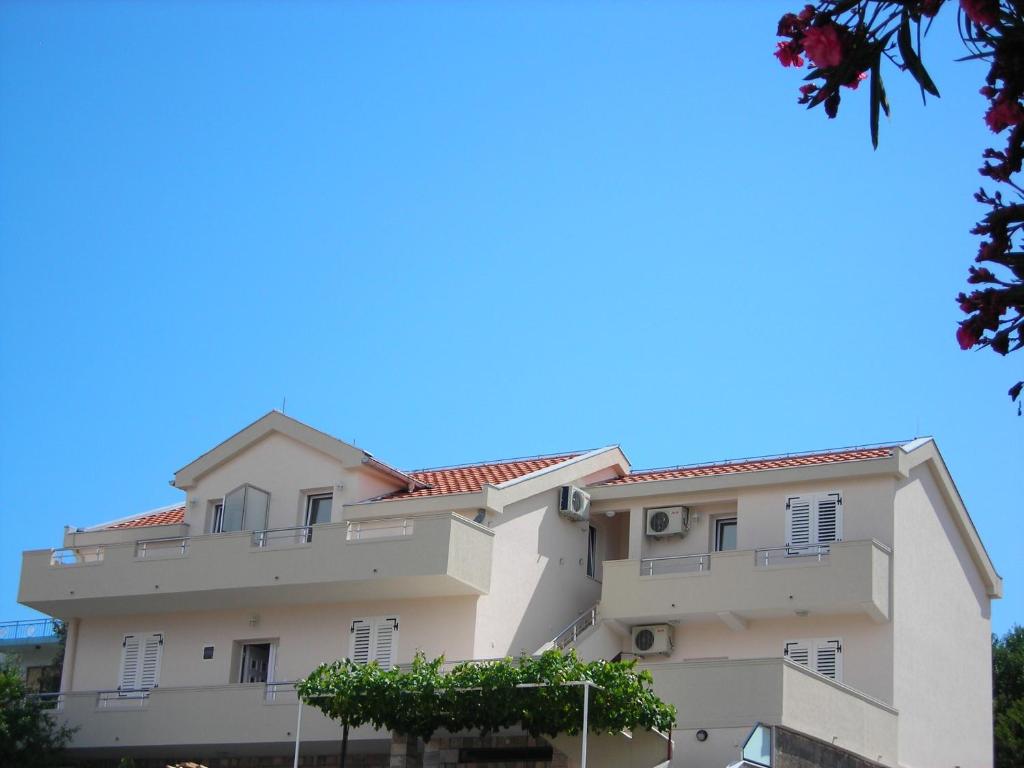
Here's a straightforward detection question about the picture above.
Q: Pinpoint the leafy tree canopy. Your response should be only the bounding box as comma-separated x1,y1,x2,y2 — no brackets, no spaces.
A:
297,650,676,742
994,625,1024,768
774,1,1024,408
0,662,74,768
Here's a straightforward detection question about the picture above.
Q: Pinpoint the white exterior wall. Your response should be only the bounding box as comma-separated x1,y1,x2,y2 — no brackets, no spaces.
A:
472,487,607,658
893,464,994,768
69,596,477,691
184,432,400,532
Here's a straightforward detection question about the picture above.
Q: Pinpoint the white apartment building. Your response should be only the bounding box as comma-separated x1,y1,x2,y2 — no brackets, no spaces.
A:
17,412,1001,768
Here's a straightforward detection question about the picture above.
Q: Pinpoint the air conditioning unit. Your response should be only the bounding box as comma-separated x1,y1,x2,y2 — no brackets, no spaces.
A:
646,506,689,537
631,624,673,656
558,485,590,522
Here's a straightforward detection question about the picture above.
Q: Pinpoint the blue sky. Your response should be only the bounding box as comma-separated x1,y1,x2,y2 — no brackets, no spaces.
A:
0,1,1019,634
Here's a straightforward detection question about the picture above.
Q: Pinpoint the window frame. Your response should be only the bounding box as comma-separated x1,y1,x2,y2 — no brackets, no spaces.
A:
219,484,271,533
714,517,738,552
586,525,598,579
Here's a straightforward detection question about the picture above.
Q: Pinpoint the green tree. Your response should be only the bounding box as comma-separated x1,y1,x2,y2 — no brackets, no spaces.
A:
0,661,74,768
994,625,1024,768
297,650,676,753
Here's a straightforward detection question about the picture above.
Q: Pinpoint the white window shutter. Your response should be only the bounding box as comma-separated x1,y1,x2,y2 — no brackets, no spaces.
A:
372,617,398,667
139,634,163,688
815,493,843,544
785,496,813,548
783,640,811,668
350,620,372,664
119,635,141,691
814,639,843,681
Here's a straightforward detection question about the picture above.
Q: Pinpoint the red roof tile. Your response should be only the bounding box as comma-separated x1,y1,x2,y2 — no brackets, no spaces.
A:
594,446,896,486
377,453,584,501
106,506,186,529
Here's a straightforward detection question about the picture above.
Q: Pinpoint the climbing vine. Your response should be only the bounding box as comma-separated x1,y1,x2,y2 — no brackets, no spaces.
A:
296,650,676,743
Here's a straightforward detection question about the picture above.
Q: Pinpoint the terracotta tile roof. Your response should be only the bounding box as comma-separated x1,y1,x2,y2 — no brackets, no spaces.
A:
375,453,584,501
594,446,897,486
105,505,186,529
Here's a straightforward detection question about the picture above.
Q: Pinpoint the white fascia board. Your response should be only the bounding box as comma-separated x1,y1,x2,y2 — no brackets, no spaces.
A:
173,411,381,489
587,455,901,502
898,438,1003,598
482,446,630,512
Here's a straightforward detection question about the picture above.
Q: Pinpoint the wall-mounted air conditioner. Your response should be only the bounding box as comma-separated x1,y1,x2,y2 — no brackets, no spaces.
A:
645,506,689,537
631,624,673,656
558,485,590,522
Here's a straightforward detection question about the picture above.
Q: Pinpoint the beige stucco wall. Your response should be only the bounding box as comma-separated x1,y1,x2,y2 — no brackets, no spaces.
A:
184,432,400,532
472,487,621,658
68,597,477,691
892,464,993,768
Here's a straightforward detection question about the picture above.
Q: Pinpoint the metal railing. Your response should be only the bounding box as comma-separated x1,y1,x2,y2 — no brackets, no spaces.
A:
97,689,151,707
346,517,415,541
264,680,298,703
755,543,831,566
641,552,711,576
551,604,599,650
135,536,190,559
26,692,64,711
50,547,104,567
251,526,313,548
0,618,61,643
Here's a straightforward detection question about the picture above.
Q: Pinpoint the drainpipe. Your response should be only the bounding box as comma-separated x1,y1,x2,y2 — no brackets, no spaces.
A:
59,618,79,692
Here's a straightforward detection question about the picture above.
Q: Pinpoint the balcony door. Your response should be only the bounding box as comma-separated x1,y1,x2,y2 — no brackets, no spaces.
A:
238,642,275,684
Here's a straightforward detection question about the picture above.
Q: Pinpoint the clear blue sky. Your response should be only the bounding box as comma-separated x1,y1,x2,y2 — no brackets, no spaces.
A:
0,1,1019,634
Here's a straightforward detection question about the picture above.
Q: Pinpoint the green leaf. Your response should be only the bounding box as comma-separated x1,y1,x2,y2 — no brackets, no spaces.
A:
897,11,940,98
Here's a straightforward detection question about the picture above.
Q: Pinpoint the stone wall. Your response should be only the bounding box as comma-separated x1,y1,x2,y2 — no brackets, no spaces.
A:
775,726,889,768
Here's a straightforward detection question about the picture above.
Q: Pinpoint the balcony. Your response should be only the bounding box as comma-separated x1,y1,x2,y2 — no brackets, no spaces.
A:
600,539,890,624
38,682,388,758
644,657,898,766
0,618,61,649
19,513,493,616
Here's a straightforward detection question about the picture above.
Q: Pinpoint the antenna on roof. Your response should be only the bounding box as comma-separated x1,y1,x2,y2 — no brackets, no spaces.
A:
282,396,286,414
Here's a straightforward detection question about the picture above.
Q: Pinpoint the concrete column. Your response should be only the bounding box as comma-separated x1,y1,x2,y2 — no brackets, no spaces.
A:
59,617,79,692
628,506,645,561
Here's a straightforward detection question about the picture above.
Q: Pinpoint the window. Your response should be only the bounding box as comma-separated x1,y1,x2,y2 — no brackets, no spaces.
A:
784,638,843,681
218,484,270,533
785,492,843,550
118,632,163,694
715,518,737,551
238,642,274,684
586,525,598,578
304,493,333,541
210,503,224,533
350,616,399,667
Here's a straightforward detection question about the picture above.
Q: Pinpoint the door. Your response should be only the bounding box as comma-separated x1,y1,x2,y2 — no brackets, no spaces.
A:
239,643,272,684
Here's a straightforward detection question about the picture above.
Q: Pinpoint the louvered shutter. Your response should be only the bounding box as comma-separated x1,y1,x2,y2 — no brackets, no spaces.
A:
350,620,372,664
815,493,843,544
119,635,141,691
139,633,163,688
785,496,813,549
814,639,843,681
372,617,398,667
784,640,811,669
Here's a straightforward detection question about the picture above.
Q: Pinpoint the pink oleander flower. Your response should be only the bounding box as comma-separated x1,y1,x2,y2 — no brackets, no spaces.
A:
957,323,979,350
803,24,844,68
844,71,868,90
985,99,1024,132
961,0,999,27
774,41,804,67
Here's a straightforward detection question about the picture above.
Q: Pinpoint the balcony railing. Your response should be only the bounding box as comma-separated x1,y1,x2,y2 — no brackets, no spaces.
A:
755,543,831,566
50,547,103,567
97,688,151,707
251,526,313,549
135,536,189,559
640,552,711,576
0,618,62,644
26,691,64,711
550,604,599,650
346,517,415,541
